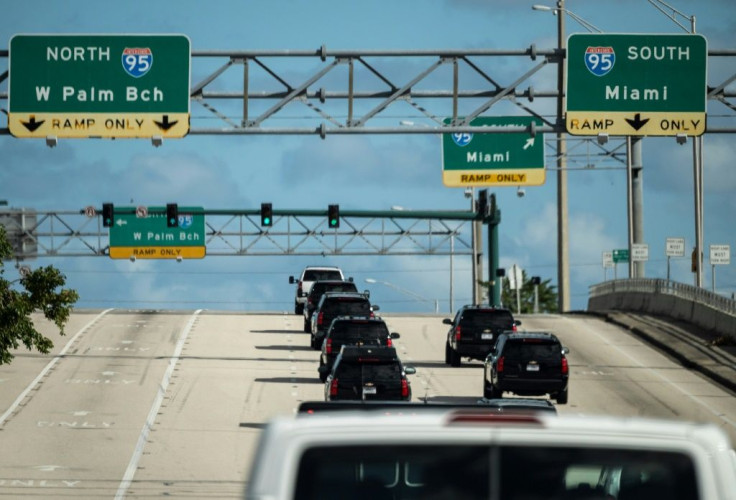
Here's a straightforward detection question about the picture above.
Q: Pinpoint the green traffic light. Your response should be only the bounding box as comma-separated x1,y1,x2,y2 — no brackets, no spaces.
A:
330,219,337,226
264,217,271,225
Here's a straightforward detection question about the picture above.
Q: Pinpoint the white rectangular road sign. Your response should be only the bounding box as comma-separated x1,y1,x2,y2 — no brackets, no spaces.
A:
710,244,731,265
632,243,649,262
602,251,614,268
666,237,685,257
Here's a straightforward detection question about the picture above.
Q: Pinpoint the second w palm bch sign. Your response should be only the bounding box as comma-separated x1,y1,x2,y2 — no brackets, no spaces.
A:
566,34,707,137
441,117,545,187
8,34,190,139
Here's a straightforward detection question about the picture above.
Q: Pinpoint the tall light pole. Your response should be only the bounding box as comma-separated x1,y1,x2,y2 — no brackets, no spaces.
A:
533,2,602,311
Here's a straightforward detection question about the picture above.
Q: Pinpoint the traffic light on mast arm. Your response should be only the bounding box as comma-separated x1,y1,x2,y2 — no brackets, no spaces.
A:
166,203,179,227
260,203,273,227
102,203,114,228
328,204,340,228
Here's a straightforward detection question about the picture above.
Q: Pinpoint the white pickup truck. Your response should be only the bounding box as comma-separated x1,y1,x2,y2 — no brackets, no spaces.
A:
245,408,736,499
288,266,345,314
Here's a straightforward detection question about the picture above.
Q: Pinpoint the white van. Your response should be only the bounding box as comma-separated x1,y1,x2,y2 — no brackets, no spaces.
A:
245,409,736,499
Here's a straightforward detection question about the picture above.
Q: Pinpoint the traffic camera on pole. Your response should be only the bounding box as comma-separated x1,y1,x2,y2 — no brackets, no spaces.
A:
166,203,179,227
328,204,340,228
261,203,273,227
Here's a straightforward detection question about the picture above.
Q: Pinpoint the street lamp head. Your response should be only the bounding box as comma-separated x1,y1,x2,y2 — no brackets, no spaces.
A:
532,5,553,11
365,278,377,284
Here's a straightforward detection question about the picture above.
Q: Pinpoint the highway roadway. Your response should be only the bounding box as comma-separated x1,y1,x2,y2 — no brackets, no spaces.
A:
0,310,734,499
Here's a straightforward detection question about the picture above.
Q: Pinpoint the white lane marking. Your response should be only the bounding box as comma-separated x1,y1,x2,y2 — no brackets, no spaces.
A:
114,310,202,500
0,309,114,427
562,315,736,429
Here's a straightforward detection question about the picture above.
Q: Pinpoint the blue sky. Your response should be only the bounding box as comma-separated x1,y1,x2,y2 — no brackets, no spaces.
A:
1,0,735,313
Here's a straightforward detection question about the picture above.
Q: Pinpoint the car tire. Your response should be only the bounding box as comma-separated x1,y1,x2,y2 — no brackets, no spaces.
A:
444,343,452,364
303,318,310,333
483,379,496,399
319,361,328,382
449,347,461,367
295,303,304,315
311,336,321,350
556,387,568,405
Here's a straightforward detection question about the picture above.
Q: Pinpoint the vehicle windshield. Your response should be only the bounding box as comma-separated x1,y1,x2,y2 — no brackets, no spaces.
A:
304,270,343,281
294,445,698,500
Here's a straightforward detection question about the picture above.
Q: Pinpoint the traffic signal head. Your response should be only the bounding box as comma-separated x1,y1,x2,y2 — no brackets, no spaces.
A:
261,203,273,227
166,203,179,227
102,203,114,228
328,204,340,228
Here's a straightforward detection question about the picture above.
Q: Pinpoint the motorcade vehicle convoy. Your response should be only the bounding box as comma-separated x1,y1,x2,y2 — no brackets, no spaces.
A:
289,266,347,315
444,304,521,366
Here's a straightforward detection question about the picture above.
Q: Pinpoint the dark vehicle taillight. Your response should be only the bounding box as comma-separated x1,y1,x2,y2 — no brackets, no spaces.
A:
497,356,505,373
386,338,393,347
330,378,338,396
455,326,462,341
512,323,518,332
561,356,568,375
317,312,324,326
401,379,409,398
298,281,303,296
326,338,332,354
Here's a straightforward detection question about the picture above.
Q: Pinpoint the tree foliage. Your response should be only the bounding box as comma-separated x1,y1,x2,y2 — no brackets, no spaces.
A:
500,269,558,314
0,225,79,365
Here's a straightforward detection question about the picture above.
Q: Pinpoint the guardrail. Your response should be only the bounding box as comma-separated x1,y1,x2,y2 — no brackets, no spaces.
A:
589,279,736,337
589,279,736,316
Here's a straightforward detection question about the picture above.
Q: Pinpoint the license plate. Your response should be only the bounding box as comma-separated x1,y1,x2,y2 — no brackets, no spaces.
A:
481,333,494,340
363,386,377,395
526,364,540,372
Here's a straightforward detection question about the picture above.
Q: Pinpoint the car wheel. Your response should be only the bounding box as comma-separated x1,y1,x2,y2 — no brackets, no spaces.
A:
444,343,452,364
311,336,320,350
295,303,304,315
483,378,496,399
556,387,568,405
303,318,310,333
449,347,461,367
319,361,328,382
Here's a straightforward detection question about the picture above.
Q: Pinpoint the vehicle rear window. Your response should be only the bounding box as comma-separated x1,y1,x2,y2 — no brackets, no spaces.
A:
336,362,401,382
294,445,698,500
332,322,388,340
315,283,357,295
503,340,561,361
460,310,514,329
325,299,371,315
304,270,343,281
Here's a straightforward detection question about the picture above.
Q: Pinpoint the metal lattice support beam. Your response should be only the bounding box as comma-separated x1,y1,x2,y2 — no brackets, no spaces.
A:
0,209,477,259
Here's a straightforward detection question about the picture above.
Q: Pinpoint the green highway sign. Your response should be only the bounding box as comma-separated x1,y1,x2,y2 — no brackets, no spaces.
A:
109,206,205,259
9,34,190,138
566,33,707,137
442,116,545,187
612,249,629,263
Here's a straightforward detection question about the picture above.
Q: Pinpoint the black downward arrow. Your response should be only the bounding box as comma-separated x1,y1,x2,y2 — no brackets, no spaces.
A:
625,113,650,131
154,115,178,131
21,116,45,132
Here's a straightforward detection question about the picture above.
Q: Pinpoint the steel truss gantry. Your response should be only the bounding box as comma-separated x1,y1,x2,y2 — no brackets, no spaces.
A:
0,209,478,259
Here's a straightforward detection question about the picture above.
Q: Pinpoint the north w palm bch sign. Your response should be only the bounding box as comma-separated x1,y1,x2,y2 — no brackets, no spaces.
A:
566,33,707,137
8,34,190,139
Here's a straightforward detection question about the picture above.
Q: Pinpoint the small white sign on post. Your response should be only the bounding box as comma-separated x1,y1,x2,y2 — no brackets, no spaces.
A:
632,243,649,262
710,244,730,265
665,237,685,257
602,251,614,268
508,264,524,290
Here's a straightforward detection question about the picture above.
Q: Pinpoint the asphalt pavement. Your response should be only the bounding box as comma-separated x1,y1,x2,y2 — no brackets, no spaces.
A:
582,310,736,395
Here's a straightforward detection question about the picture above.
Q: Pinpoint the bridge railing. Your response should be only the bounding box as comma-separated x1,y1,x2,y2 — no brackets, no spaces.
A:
590,278,736,316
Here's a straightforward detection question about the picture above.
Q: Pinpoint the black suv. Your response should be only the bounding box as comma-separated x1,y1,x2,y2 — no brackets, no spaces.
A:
324,346,415,401
310,292,378,349
483,332,569,404
302,280,362,332
443,305,520,366
318,316,400,381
